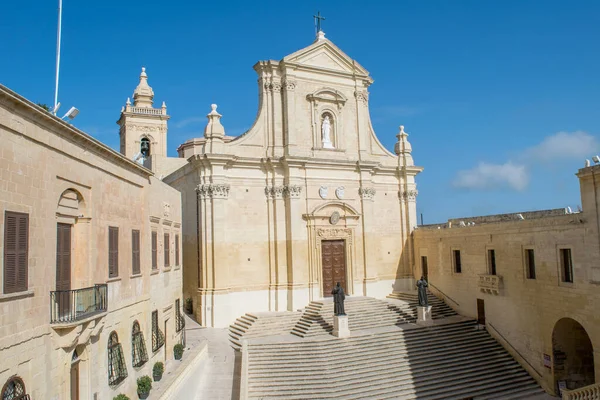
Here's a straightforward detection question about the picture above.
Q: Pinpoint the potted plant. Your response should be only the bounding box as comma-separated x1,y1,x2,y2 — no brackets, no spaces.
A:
137,375,152,399
152,361,164,381
114,395,130,400
174,343,184,360
185,297,193,314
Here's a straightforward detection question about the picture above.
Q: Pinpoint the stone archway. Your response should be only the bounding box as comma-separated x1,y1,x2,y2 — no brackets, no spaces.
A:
552,317,595,391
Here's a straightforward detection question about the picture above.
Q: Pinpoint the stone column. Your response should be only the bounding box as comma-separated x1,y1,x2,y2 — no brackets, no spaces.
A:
359,185,377,296
265,185,288,311
196,181,230,327
283,180,307,311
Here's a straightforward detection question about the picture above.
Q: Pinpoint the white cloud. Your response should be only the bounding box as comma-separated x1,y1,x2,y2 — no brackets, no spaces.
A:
453,161,528,191
174,117,205,129
523,131,599,162
452,131,599,192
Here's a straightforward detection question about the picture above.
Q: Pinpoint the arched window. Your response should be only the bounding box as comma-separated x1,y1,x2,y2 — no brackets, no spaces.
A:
107,331,127,386
1,376,27,400
132,321,148,367
140,137,151,158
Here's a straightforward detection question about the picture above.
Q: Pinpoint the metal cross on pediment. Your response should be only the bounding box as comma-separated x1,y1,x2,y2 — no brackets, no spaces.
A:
313,11,325,33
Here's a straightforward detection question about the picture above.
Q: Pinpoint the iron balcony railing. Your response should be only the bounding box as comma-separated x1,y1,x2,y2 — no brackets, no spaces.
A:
50,284,108,324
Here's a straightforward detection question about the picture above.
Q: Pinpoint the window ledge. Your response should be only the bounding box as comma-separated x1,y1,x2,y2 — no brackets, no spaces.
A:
559,281,575,288
163,267,172,273
0,289,34,302
130,273,142,279
106,277,122,283
174,265,181,270
151,269,160,275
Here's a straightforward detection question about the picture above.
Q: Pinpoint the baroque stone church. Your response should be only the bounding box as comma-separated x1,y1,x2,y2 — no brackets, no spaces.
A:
117,30,422,328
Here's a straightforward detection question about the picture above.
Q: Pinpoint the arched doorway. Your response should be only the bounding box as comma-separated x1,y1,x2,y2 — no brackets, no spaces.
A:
552,318,595,392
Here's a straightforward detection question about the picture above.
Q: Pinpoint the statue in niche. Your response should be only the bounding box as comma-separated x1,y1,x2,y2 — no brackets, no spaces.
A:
332,282,346,315
322,115,334,149
416,276,429,307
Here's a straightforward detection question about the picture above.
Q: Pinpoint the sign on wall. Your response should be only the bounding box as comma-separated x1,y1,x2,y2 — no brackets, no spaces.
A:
543,354,551,369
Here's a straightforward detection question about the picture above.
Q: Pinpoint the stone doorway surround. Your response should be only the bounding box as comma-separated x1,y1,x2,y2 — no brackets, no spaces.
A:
304,201,360,300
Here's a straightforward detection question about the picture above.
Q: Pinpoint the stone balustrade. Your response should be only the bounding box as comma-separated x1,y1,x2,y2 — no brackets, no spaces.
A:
127,106,165,115
563,382,600,400
478,274,502,295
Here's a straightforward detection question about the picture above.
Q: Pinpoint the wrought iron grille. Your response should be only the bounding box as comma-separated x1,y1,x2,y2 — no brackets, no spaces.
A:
175,299,185,333
50,284,107,324
108,332,128,386
152,310,165,352
1,376,28,400
131,321,148,368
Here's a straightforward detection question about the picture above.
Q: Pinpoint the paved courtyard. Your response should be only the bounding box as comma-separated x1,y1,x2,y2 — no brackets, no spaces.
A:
168,319,240,400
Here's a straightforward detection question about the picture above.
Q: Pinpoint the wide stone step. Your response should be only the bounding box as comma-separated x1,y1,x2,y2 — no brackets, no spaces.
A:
249,328,493,359
249,352,516,384
252,321,480,350
248,364,532,399
249,361,526,395
249,339,502,372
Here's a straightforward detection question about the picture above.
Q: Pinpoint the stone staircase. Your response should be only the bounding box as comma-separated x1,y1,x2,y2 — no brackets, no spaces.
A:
291,294,457,338
244,319,546,399
229,311,301,350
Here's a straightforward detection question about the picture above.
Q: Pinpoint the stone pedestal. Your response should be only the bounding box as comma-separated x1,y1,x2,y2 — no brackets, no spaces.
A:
333,315,350,338
417,306,433,326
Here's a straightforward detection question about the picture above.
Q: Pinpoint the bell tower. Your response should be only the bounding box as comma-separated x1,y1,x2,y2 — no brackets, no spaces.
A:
117,67,170,163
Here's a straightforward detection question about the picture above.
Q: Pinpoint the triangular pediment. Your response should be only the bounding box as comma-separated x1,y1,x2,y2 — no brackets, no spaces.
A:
282,38,369,76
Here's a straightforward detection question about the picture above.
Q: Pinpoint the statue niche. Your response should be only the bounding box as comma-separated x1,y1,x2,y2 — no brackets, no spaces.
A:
321,112,335,149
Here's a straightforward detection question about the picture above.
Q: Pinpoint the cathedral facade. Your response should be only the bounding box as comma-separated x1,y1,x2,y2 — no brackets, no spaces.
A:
120,32,422,328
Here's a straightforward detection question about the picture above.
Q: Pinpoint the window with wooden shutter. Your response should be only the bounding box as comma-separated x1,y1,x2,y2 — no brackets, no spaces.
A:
164,233,170,268
151,232,157,270
132,230,140,275
4,211,29,294
175,234,180,266
108,227,119,278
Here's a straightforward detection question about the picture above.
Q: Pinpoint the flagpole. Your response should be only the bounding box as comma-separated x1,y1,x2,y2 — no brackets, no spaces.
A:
53,0,62,115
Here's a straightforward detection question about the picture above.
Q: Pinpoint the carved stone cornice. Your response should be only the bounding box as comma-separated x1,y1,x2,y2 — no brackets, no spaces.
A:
283,79,296,91
196,183,230,199
265,185,285,199
265,184,303,199
359,187,376,201
285,184,303,198
354,90,369,104
316,228,353,246
399,189,418,201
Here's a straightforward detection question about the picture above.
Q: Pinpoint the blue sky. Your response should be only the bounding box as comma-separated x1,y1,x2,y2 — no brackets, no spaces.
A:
1,0,599,223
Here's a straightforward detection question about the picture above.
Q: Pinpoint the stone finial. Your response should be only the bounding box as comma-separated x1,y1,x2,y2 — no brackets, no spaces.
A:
162,101,167,108
204,103,225,139
317,31,326,41
133,66,154,108
395,125,415,166
126,97,131,106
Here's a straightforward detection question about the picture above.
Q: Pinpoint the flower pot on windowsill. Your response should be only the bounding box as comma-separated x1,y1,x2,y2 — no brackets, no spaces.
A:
137,392,150,400
152,372,162,382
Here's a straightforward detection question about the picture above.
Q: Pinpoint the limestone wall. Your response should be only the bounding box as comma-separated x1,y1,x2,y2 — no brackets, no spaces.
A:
0,86,183,400
413,211,600,394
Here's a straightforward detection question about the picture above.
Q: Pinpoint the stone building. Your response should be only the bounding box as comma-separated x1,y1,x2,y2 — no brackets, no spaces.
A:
0,84,184,399
123,31,423,328
413,165,600,395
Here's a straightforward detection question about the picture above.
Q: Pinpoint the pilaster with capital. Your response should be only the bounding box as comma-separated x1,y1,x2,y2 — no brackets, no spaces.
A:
358,184,379,293
195,181,230,304
284,178,308,308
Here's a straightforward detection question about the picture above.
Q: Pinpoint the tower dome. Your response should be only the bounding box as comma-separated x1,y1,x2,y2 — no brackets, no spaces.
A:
132,67,154,108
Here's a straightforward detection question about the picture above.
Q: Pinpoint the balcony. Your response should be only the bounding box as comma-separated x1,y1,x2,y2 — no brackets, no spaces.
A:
478,274,503,295
50,284,108,324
